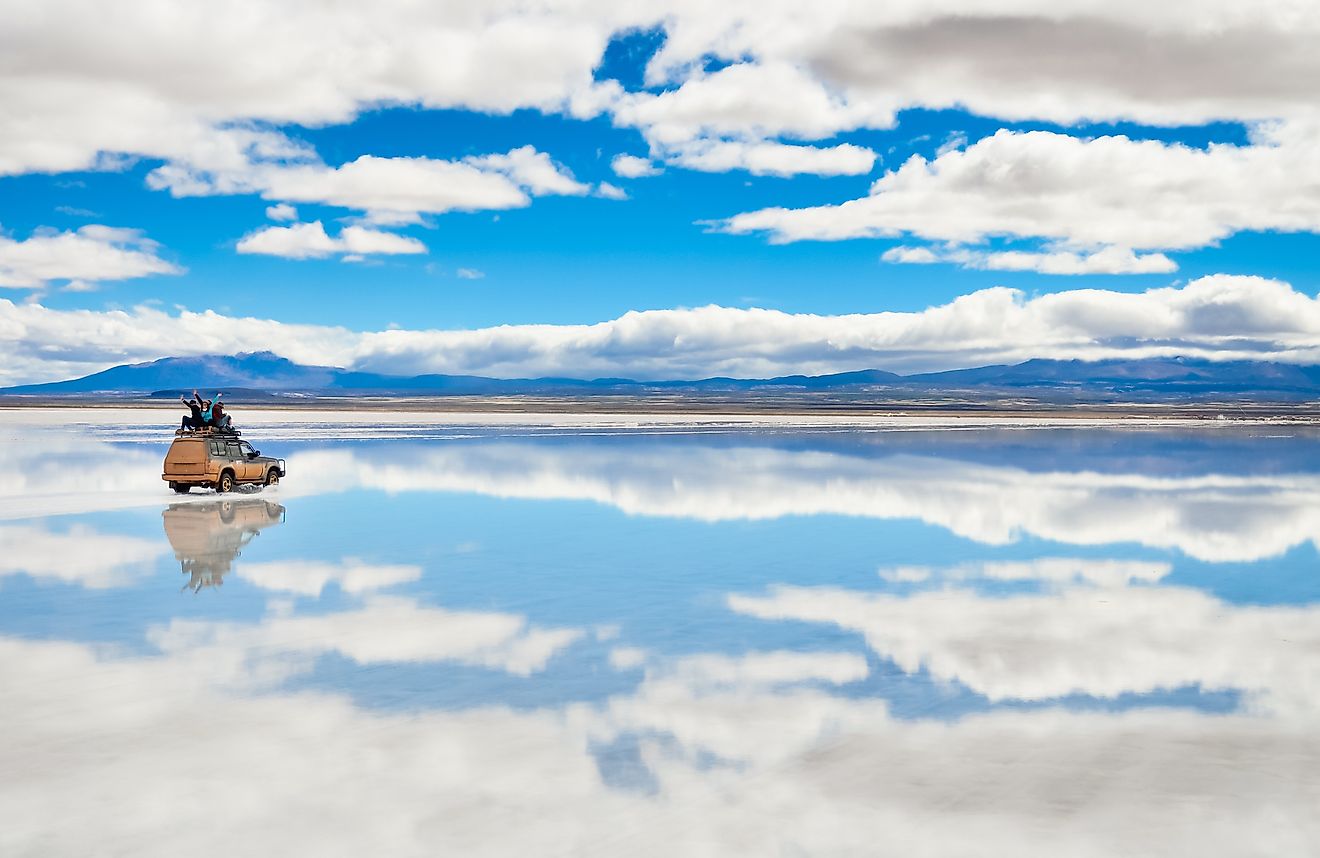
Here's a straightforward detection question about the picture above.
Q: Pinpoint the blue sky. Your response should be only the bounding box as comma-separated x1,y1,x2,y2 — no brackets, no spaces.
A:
3,3,1320,383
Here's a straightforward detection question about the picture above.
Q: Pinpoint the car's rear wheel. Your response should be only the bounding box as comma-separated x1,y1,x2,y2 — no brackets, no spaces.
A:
264,469,280,487
170,482,190,494
216,471,235,493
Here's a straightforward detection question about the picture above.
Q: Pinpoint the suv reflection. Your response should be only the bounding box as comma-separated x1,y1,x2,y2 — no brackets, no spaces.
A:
162,499,286,592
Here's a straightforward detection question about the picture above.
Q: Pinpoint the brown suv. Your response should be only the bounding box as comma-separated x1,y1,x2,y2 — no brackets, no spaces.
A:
162,433,286,494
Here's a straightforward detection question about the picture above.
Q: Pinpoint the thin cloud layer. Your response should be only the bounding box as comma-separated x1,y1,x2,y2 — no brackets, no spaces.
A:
3,275,1320,385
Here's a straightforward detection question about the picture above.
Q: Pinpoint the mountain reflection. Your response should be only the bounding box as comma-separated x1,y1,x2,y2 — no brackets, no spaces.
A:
162,499,285,592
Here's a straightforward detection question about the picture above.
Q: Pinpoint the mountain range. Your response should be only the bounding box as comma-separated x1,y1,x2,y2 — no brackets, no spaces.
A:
4,351,1320,400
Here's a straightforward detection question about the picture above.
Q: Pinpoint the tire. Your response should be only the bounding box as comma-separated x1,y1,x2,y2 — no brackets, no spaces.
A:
216,471,235,494
170,482,190,494
264,468,280,487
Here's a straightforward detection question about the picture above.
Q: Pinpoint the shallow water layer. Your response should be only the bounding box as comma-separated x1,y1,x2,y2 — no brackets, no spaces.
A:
1,410,1318,856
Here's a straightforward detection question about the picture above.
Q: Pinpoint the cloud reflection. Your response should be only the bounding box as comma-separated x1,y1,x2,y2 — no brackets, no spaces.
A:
6,427,1320,563
149,596,584,682
286,438,1320,562
0,522,165,588
730,573,1320,714
2,631,1316,857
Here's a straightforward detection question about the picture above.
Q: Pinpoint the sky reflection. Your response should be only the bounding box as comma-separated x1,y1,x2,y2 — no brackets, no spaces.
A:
0,411,1317,855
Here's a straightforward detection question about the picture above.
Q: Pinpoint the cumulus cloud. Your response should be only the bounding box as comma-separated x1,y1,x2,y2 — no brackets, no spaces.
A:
4,274,1320,385
644,4,1320,129
610,154,661,178
157,147,589,224
236,221,426,260
0,225,181,290
5,4,1319,184
5,2,1320,257
725,127,1320,253
0,2,633,178
611,61,895,146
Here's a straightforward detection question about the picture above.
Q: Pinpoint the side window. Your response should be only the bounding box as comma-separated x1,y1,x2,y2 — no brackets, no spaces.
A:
239,441,255,457
226,442,243,459
209,441,225,456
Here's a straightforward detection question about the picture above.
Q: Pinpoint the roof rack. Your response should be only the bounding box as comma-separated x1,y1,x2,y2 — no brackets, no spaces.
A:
175,426,241,438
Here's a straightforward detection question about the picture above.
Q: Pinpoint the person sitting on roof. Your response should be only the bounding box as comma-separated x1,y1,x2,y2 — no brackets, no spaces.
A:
210,398,233,431
198,394,219,429
179,389,205,431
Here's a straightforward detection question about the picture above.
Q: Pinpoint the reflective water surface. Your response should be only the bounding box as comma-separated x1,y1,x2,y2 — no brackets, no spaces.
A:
2,409,1318,856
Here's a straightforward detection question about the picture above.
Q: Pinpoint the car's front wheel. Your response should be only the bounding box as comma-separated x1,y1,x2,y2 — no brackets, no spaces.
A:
216,471,235,493
264,469,280,487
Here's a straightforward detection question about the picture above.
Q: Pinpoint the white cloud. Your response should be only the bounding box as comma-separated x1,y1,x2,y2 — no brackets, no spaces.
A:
669,140,877,177
265,203,297,221
883,244,1179,275
645,4,1320,129
610,154,661,178
465,146,590,197
880,245,939,265
0,3,633,178
456,267,485,280
595,181,627,200
160,147,588,224
612,61,894,147
236,221,425,260
725,127,1320,252
7,274,1320,384
3,2,1320,216
0,225,181,290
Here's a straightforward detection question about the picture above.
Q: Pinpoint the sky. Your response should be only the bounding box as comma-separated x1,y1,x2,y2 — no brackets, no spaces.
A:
3,1,1320,384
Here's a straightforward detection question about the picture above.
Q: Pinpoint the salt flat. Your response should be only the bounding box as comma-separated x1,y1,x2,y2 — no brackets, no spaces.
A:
1,409,1317,856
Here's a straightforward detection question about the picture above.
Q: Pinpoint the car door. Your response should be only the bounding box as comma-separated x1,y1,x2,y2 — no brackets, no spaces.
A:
208,439,228,481
237,441,261,481
225,441,250,481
